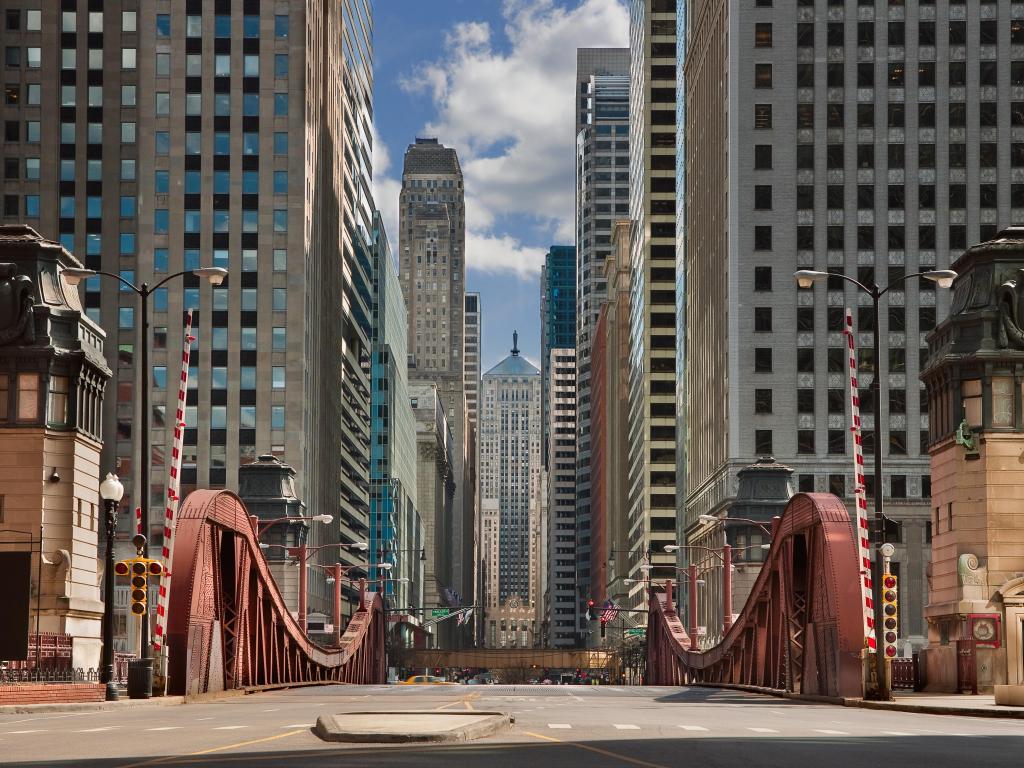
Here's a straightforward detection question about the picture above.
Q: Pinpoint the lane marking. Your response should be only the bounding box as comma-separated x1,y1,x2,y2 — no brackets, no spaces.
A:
814,729,849,736
679,725,708,731
547,723,572,729
281,724,315,728
613,724,640,730
748,727,778,733
261,709,280,713
5,730,45,734
116,729,306,768
77,726,121,732
525,731,672,768
146,727,183,732
195,717,215,721
212,726,249,730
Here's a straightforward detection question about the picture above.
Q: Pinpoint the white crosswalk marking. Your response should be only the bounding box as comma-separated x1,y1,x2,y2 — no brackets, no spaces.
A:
748,727,778,733
146,727,182,732
547,723,572,729
679,725,708,731
814,729,849,735
613,724,640,730
212,725,249,730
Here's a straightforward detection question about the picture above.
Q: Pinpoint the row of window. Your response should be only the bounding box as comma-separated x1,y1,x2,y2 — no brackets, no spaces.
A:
751,222,1001,254
754,346,923,375
755,387,922,415
152,209,288,234
152,366,286,391
754,428,925,457
793,472,930,505
3,9,291,37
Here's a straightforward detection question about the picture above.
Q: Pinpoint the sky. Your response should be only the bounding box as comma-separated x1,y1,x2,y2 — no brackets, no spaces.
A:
372,0,629,371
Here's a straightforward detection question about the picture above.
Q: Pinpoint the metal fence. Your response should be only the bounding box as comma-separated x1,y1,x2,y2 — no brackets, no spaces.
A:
1,633,134,685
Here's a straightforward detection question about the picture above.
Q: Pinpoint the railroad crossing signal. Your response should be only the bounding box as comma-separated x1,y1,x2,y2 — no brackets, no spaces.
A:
882,573,898,658
114,557,165,617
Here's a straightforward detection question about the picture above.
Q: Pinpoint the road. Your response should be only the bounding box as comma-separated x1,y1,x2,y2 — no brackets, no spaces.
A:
3,684,1023,767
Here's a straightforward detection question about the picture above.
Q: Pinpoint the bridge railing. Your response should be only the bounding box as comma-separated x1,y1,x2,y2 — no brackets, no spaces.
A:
646,493,863,697
166,490,385,695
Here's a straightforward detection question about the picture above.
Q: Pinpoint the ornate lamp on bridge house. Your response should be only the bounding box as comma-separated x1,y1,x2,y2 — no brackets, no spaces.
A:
921,226,1024,701
0,226,111,672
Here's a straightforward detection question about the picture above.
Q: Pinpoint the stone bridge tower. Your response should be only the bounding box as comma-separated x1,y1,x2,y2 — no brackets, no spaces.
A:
921,227,1024,695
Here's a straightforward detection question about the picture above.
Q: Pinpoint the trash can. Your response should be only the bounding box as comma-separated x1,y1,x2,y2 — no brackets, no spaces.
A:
127,658,153,699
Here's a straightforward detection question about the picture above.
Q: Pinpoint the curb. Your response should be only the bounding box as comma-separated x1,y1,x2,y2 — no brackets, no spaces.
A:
314,710,512,743
689,682,1024,720
0,696,186,715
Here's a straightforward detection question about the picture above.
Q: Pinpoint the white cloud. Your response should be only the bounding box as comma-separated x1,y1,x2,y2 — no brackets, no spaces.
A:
386,0,629,278
371,124,402,252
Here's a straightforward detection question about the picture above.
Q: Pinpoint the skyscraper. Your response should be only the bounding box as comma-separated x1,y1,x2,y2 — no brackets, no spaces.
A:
681,2,995,649
479,334,542,646
626,0,679,606
575,49,631,620
399,139,473,623
464,293,481,431
546,347,577,647
540,245,576,468
1,2,375,621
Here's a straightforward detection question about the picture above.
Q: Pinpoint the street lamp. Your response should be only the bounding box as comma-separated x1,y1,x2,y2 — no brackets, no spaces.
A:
62,265,227,683
697,514,775,538
794,266,957,700
99,472,124,701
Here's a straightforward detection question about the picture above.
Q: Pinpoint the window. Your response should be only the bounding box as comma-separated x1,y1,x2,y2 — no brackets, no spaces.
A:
273,171,288,194
754,104,772,129
274,54,289,78
272,289,287,311
754,185,772,210
755,23,772,47
16,373,39,421
754,63,772,88
828,475,846,497
122,48,137,70
272,367,286,389
755,430,773,454
271,406,285,430
275,15,290,38
754,307,772,332
274,93,289,116
754,145,772,170
797,23,814,48
890,431,907,456
754,226,771,250
797,430,816,454
828,430,846,455
754,389,773,414
274,210,288,232
154,209,169,234
754,348,772,373
215,15,231,37
272,327,287,350
754,266,772,291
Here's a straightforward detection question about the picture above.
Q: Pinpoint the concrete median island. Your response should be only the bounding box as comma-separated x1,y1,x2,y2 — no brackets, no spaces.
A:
314,710,512,743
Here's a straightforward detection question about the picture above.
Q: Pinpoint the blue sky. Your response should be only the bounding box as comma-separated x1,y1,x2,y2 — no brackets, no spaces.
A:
372,0,628,370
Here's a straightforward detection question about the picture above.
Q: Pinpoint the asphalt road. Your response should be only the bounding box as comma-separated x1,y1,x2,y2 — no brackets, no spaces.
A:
3,684,1024,768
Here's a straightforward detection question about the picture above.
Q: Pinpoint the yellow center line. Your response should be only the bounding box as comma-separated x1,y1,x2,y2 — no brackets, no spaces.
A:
116,729,306,768
523,731,672,768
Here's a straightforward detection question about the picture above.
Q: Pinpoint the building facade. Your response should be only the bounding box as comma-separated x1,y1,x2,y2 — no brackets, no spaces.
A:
575,49,630,618
627,0,680,606
678,1,1021,649
540,246,576,470
0,1,376,622
410,383,456,648
479,335,542,646
546,347,578,647
399,138,473,625
369,211,420,614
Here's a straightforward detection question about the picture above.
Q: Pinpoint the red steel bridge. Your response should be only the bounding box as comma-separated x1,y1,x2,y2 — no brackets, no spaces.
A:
163,490,864,696
165,490,386,695
646,493,865,697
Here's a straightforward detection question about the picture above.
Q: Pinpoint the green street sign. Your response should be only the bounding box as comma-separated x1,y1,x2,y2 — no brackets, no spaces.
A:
625,628,646,637
431,608,450,617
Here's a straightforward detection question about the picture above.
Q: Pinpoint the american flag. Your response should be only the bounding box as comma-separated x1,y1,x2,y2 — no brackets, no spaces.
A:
599,600,618,623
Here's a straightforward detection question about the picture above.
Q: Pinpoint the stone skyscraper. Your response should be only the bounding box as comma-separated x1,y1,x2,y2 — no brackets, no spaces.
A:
0,2,376,622
626,0,679,606
399,139,474,627
479,335,542,647
679,0,1004,650
575,49,630,616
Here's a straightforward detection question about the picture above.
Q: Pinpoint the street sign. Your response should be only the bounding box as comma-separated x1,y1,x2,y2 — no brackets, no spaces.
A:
625,628,646,637
697,626,707,637
431,608,450,617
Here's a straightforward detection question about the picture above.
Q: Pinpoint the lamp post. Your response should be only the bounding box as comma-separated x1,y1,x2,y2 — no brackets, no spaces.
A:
794,267,956,700
99,472,124,701
63,265,227,677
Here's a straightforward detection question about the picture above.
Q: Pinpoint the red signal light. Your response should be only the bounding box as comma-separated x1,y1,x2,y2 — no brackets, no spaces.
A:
132,561,146,576
587,599,594,607
114,562,130,577
148,561,164,576
884,646,897,658
883,589,897,603
883,575,896,589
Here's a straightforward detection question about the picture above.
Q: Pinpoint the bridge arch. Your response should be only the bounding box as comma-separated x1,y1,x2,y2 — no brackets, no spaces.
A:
166,489,385,694
647,493,863,697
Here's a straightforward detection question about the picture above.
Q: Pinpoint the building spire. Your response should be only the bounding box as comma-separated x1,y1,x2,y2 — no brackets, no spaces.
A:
512,330,519,356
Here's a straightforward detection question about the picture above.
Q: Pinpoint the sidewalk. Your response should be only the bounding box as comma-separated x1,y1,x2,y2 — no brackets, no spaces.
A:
858,692,1024,719
0,695,185,715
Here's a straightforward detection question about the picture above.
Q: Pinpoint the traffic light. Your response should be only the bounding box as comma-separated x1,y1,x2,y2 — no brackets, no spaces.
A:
882,573,898,658
600,619,607,639
115,557,165,618
586,599,595,620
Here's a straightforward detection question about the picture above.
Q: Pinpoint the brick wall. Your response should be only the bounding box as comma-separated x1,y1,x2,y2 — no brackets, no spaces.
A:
0,683,105,704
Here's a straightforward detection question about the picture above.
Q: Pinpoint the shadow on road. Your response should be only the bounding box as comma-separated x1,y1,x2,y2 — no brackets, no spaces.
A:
652,687,809,706
6,735,1024,768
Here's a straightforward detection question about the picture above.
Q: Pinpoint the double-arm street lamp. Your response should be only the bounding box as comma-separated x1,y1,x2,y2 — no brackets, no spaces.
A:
64,265,227,691
794,268,956,698
310,563,395,646
98,473,125,701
